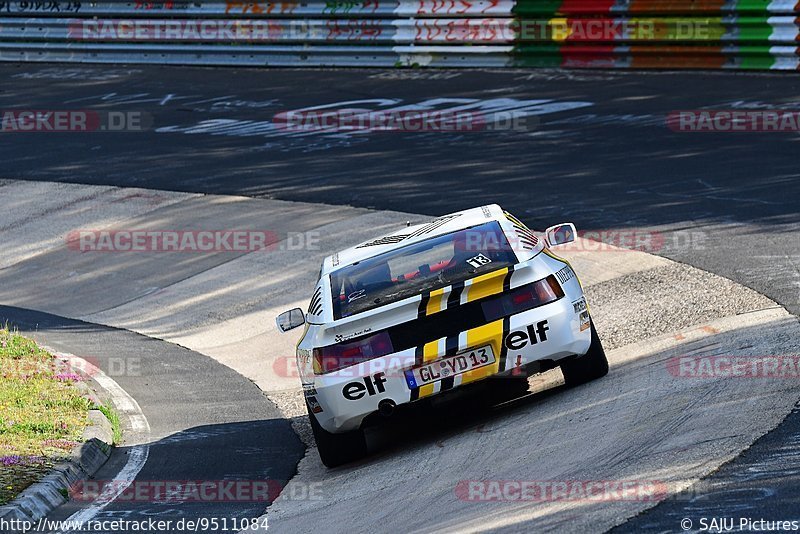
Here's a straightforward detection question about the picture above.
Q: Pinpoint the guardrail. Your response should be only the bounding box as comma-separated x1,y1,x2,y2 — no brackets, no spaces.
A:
0,1,798,69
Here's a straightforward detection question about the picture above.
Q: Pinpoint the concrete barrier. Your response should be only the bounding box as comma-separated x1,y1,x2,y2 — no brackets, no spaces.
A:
0,0,799,68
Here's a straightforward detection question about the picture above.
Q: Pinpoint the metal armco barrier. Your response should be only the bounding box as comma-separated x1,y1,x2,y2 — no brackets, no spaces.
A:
0,1,799,69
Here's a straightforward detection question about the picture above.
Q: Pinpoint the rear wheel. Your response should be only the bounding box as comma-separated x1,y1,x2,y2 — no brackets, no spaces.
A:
560,323,609,387
308,407,368,468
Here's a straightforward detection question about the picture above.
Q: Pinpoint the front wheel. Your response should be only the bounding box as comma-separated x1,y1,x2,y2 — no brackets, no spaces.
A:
308,407,368,468
560,323,609,387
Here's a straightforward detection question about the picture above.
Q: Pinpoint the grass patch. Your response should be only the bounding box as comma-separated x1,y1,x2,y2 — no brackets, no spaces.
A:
95,403,122,445
0,327,91,506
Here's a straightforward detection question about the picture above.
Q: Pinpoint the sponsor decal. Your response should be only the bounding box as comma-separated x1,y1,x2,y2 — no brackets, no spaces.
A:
342,372,387,400
573,296,591,330
504,320,549,350
307,396,323,414
555,266,574,284
333,327,372,343
579,311,591,332
346,289,367,303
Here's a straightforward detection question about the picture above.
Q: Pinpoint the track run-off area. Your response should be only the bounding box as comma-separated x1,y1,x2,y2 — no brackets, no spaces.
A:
1,65,799,533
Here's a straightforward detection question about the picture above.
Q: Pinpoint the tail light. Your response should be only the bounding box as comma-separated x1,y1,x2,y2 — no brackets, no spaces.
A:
481,275,564,321
313,331,394,374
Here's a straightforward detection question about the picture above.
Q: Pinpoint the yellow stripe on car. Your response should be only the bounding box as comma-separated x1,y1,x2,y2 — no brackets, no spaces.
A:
460,319,504,386
503,211,527,229
426,287,447,316
465,267,509,303
418,339,441,398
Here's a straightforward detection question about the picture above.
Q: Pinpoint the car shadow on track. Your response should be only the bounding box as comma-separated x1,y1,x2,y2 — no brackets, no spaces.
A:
365,372,569,457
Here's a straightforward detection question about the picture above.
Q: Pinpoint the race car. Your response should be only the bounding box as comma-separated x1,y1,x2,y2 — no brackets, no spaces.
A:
277,204,608,467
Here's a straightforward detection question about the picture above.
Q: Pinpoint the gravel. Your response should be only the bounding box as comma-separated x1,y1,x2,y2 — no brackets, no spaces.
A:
268,390,315,447
585,262,777,351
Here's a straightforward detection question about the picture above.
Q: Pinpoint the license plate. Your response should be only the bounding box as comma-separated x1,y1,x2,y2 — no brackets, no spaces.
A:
405,345,495,389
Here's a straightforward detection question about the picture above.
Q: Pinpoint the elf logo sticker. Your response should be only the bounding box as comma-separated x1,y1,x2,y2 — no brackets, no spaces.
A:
504,320,549,350
342,372,387,400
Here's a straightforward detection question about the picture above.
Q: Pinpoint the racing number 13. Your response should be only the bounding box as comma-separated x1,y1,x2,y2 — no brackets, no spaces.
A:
467,253,492,268
469,348,489,366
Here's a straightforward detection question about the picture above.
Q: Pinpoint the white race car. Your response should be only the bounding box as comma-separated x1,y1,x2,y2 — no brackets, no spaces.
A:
277,204,608,467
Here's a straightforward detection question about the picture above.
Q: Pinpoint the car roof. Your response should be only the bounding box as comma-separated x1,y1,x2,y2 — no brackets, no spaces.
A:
321,204,508,276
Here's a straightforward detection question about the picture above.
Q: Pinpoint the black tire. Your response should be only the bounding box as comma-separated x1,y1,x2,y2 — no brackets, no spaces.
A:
560,323,609,387
308,407,368,468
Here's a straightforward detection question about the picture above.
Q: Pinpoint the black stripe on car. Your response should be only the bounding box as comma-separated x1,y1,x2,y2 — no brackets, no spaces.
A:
447,282,465,309
418,293,430,319
498,316,511,373
503,266,515,292
439,334,460,391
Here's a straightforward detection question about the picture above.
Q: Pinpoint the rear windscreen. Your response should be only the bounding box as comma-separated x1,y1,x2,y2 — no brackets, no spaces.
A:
330,221,518,319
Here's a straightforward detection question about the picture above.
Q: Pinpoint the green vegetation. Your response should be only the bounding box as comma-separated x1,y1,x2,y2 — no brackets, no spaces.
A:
95,403,122,445
0,327,90,505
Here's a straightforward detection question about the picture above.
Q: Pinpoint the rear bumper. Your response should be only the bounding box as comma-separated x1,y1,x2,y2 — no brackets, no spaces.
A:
309,292,591,433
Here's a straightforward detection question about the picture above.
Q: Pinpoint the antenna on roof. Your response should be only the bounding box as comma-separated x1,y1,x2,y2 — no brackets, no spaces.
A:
406,221,411,227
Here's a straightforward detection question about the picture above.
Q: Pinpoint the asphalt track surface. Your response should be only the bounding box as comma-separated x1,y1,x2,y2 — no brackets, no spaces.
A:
0,306,303,534
1,64,799,530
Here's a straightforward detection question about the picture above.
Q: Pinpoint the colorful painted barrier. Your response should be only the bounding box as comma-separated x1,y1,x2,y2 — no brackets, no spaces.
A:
0,0,798,68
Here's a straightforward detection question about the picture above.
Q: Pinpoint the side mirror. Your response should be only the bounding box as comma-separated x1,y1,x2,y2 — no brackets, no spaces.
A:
276,308,306,333
545,223,577,247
